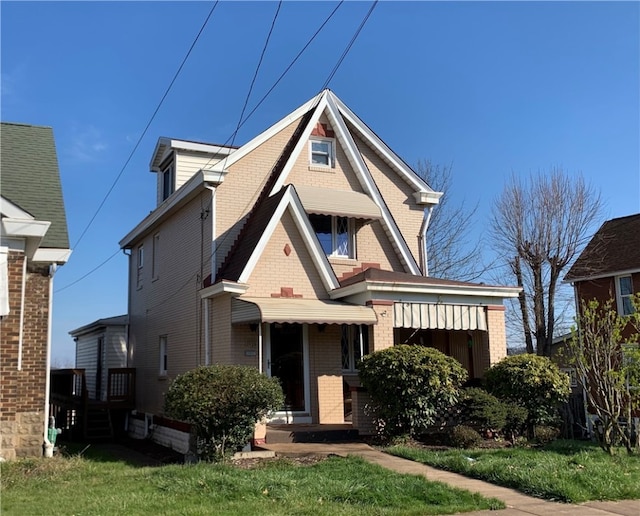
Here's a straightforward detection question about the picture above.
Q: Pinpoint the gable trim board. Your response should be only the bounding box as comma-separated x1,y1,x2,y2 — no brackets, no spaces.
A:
232,297,377,325
563,267,640,285
236,185,340,291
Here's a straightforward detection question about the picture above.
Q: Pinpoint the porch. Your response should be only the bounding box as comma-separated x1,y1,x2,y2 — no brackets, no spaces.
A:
49,367,136,441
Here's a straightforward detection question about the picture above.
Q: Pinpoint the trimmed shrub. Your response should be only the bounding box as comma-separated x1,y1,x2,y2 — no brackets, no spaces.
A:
358,344,468,438
450,425,483,449
484,354,570,432
534,425,561,444
503,402,529,442
458,387,507,433
164,365,283,461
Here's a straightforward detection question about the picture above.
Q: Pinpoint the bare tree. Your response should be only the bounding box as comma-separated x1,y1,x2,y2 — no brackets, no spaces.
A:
416,160,483,281
490,168,602,356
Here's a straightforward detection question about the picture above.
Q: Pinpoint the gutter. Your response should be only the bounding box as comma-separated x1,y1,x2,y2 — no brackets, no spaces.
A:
43,263,57,457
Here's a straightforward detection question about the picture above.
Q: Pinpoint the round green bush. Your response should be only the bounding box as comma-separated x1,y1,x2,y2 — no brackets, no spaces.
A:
164,365,283,461
358,344,468,438
458,387,508,432
449,425,483,449
484,354,570,431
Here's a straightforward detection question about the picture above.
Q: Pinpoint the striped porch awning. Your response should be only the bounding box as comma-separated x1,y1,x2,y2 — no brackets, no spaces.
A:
394,302,487,331
232,297,377,325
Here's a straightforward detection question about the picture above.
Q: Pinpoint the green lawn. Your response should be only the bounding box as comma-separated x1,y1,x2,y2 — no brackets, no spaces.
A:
387,440,640,503
1,449,503,516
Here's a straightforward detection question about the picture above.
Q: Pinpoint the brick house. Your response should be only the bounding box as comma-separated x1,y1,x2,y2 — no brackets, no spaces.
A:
1,122,71,459
565,213,640,338
563,213,640,435
118,90,520,450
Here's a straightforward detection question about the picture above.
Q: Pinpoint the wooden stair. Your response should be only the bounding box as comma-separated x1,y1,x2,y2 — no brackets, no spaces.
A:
84,408,114,441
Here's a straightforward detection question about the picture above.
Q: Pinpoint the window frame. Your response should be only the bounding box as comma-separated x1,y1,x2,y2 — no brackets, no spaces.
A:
310,214,355,259
309,137,335,168
136,244,144,289
152,233,160,281
159,335,168,376
161,161,175,201
341,324,369,372
616,275,634,316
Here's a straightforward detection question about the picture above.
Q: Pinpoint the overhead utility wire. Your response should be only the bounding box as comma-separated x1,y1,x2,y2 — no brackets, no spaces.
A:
56,1,342,294
202,0,344,172
55,249,121,293
71,1,220,251
321,0,378,90
228,0,282,150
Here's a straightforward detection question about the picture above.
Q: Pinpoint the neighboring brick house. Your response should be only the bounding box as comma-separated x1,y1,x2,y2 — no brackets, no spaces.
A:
565,213,640,339
1,122,71,459
563,213,640,435
118,90,520,450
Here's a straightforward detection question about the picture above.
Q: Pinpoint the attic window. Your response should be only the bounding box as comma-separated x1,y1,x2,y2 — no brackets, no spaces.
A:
161,161,175,201
310,138,334,168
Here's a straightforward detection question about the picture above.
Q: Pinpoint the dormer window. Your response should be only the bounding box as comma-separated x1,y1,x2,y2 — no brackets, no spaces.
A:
310,138,334,168
161,162,175,201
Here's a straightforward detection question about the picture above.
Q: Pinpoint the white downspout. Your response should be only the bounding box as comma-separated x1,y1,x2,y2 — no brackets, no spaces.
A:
418,206,434,276
258,323,263,374
17,255,27,370
203,298,210,365
43,263,57,457
205,186,217,282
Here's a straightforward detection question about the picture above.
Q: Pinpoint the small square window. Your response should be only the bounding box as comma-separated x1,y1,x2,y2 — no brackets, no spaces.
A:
310,138,334,167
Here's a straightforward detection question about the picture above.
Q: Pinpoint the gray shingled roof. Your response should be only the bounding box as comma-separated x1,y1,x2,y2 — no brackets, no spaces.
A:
565,213,640,281
1,122,70,249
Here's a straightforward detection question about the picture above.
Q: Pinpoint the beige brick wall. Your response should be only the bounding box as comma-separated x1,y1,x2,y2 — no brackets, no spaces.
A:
367,302,392,351
486,305,507,365
246,210,329,299
308,325,343,424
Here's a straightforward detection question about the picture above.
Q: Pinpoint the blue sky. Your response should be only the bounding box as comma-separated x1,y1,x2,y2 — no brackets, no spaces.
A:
2,1,638,365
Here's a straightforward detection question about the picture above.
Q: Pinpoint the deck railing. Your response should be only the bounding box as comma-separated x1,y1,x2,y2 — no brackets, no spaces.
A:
50,368,136,407
107,368,136,404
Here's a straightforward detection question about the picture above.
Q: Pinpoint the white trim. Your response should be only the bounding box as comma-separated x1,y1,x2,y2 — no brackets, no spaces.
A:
565,268,640,284
330,92,440,196
203,298,210,365
17,253,27,369
32,248,72,264
0,196,35,219
265,323,311,423
213,92,324,172
237,186,340,291
0,247,9,317
120,169,226,248
616,274,635,316
150,137,236,172
199,280,249,299
1,218,50,238
413,191,443,205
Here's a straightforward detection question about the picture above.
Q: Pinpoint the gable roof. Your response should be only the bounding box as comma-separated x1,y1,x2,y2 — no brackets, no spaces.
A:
208,89,442,275
565,213,640,282
215,184,340,292
1,122,70,249
69,315,128,337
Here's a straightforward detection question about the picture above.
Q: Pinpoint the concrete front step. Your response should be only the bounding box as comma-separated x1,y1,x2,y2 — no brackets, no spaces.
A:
266,424,359,444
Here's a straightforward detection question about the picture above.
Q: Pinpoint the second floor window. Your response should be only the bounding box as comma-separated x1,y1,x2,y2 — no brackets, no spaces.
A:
309,214,354,258
617,275,634,315
310,138,334,167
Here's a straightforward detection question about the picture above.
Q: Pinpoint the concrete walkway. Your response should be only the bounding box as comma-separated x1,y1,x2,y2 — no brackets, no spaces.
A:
260,442,640,516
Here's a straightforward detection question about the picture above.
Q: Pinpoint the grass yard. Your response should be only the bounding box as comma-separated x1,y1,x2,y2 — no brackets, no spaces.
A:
387,439,640,503
1,448,503,516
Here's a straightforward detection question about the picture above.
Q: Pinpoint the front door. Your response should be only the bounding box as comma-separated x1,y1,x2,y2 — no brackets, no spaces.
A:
269,323,305,412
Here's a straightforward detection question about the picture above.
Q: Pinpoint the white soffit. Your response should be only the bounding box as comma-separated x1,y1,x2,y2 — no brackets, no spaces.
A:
294,185,381,219
394,302,487,332
232,297,377,325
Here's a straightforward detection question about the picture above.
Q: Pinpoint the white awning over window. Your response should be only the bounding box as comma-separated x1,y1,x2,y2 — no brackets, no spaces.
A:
232,297,377,325
295,185,381,220
394,302,487,331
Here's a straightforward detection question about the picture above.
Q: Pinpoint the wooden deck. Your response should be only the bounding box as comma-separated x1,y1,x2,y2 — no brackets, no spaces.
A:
50,368,136,441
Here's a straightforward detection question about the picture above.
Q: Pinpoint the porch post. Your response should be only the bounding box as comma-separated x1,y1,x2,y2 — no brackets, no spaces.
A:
366,300,394,352
486,305,507,366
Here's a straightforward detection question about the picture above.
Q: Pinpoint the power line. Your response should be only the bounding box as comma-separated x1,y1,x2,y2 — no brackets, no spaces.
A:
55,248,121,293
322,0,378,90
71,1,220,251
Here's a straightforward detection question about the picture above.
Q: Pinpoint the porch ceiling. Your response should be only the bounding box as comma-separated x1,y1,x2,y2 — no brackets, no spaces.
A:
232,297,377,325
